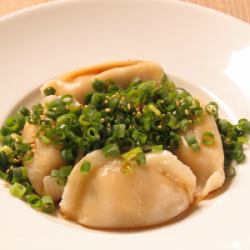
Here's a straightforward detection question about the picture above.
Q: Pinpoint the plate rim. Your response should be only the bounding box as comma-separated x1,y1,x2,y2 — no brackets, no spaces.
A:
0,0,250,30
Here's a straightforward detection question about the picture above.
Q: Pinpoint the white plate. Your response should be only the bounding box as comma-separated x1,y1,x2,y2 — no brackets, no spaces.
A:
0,0,250,249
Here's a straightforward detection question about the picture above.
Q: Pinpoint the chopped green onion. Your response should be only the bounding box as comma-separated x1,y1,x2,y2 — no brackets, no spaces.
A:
179,119,192,132
43,87,56,96
202,132,215,145
108,97,120,109
19,107,30,117
51,165,72,182
205,102,218,117
93,79,105,92
80,160,91,173
57,113,78,126
185,135,200,152
46,99,67,119
122,147,142,161
61,148,75,162
136,152,146,165
12,167,27,183
191,143,200,152
0,151,9,171
39,136,51,145
9,183,26,198
107,84,120,93
0,145,13,155
59,166,72,177
151,145,163,153
237,136,248,144
238,118,250,133
86,127,100,142
167,115,178,129
132,130,147,145
185,135,197,146
26,194,42,208
84,92,94,104
4,113,25,134
113,124,126,139
234,151,246,163
121,162,134,175
217,119,231,134
127,90,140,104
41,195,55,213
148,103,161,116
102,143,120,157
91,93,105,108
23,151,34,161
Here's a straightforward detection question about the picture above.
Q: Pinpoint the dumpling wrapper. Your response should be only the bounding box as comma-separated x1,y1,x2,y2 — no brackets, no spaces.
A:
40,60,165,103
176,114,225,199
60,150,196,229
22,123,65,200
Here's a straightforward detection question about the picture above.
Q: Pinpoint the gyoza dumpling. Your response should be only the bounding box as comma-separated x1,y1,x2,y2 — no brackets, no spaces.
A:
176,114,225,199
22,123,65,200
40,60,165,103
60,150,196,229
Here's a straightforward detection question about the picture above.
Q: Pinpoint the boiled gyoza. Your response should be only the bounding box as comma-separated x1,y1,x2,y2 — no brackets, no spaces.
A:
40,60,165,103
60,150,196,229
176,114,225,199
22,123,65,200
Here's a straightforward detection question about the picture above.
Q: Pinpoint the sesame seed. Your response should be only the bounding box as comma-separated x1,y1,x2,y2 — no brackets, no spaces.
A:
105,108,111,112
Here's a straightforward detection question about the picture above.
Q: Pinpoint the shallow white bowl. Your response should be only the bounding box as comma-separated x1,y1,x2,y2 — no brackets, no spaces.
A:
0,1,250,249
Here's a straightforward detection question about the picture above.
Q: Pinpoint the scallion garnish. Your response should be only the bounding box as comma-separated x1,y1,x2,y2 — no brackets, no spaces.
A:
26,194,42,208
43,87,56,96
12,167,27,183
202,132,215,145
103,143,120,157
9,183,26,198
185,135,197,146
205,102,218,117
113,124,126,139
51,165,72,185
148,103,161,116
185,135,200,152
191,143,200,152
41,195,55,213
120,162,134,175
93,79,105,92
0,145,13,155
80,160,91,173
122,147,142,161
151,145,163,153
136,152,146,165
